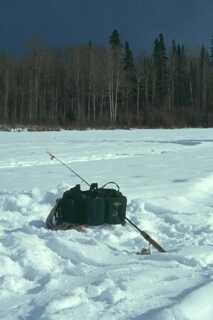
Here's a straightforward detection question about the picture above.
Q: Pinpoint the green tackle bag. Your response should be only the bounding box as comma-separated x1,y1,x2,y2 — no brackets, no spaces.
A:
48,182,127,228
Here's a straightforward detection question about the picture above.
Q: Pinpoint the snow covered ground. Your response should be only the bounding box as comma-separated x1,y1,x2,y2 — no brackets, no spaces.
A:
1,128,213,320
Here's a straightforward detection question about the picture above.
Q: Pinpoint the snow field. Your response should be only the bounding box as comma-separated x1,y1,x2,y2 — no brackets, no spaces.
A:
0,129,213,319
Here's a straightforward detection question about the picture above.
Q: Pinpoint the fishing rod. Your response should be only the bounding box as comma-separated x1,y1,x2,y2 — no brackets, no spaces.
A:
47,152,117,189
47,151,166,253
47,151,90,187
125,217,166,253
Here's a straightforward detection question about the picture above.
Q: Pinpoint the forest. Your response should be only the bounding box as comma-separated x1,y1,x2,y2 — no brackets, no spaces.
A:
0,30,213,129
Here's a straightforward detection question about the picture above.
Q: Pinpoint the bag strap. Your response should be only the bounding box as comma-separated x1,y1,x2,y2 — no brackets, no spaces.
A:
101,181,120,191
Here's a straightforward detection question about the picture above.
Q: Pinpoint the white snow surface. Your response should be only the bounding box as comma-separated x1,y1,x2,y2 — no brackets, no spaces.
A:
1,128,213,320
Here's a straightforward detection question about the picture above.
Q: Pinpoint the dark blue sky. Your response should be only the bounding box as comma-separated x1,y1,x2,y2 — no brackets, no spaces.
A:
1,0,213,54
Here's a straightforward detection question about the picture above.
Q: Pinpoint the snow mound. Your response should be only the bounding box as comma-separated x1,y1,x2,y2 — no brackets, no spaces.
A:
0,187,212,320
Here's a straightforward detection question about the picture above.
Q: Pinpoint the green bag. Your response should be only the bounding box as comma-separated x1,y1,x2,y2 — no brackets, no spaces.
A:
48,182,127,228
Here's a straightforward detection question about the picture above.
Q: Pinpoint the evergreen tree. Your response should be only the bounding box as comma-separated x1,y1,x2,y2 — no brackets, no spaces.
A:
123,41,136,87
109,30,122,50
208,37,213,115
158,33,168,103
152,33,168,106
199,45,209,111
122,41,137,122
168,40,177,111
210,34,213,64
123,41,134,71
108,30,122,122
175,44,189,107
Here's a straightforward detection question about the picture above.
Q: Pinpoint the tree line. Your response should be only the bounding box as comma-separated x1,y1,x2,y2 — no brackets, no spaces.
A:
1,30,213,129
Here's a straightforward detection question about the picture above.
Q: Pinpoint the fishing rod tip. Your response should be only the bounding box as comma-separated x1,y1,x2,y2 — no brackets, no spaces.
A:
47,151,55,160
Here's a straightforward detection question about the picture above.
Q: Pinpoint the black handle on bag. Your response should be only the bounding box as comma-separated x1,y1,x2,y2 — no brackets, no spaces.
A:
101,181,120,191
